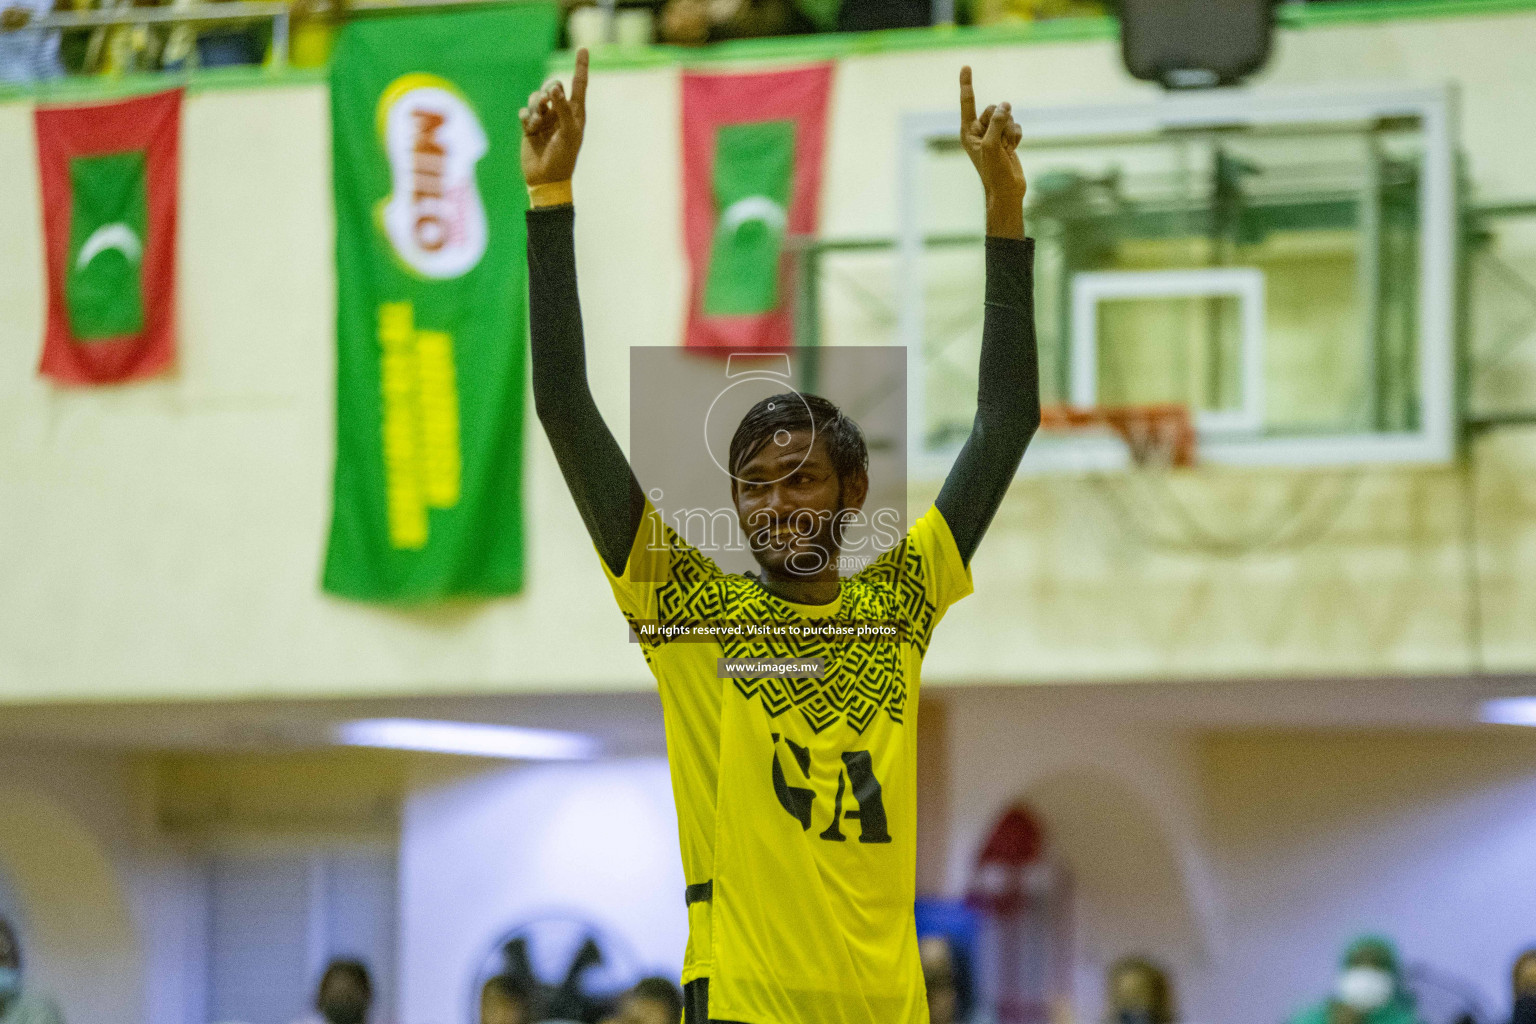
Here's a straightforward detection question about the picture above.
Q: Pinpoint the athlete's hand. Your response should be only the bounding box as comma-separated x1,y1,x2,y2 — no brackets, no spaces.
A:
520,47,588,187
959,66,1026,238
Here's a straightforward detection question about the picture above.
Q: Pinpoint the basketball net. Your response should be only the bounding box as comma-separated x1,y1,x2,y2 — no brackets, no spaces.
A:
1039,403,1198,469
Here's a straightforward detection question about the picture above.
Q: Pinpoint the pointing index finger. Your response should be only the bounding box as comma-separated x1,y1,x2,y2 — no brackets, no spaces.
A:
959,65,976,132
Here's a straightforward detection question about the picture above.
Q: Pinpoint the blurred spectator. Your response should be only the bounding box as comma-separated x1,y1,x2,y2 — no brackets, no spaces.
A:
0,918,64,1024
921,935,988,1024
0,0,63,83
293,959,375,1024
565,1,653,48
1105,956,1176,1024
835,0,928,30
193,18,264,66
288,0,343,68
159,0,266,71
1287,936,1423,1024
967,0,1105,24
201,4,265,67
921,935,963,1024
657,0,815,44
481,974,534,1024
599,977,683,1024
657,0,704,44
1511,949,1536,1024
157,0,194,68
85,0,166,75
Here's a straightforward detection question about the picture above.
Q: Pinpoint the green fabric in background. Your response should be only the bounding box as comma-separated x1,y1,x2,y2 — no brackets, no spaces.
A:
702,118,796,317
67,150,147,341
322,3,557,602
792,0,842,30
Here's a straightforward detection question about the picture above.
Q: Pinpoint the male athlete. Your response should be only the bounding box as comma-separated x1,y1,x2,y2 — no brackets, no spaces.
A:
521,50,1039,1024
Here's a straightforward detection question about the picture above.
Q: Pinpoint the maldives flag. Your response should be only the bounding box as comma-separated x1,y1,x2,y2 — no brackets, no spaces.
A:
682,64,832,352
35,88,180,385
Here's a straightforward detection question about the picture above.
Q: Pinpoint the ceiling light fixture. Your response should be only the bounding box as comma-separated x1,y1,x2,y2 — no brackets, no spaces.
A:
1479,698,1536,727
335,719,600,760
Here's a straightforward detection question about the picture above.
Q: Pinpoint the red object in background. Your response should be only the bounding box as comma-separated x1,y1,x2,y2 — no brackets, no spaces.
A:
35,88,181,385
968,804,1074,1024
1040,403,1198,467
680,64,832,353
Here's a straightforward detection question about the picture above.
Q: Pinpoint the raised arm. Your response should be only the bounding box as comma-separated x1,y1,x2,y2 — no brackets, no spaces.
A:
521,49,647,576
934,67,1042,568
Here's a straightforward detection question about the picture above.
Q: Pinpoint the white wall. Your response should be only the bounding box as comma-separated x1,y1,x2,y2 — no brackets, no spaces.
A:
398,757,688,1024
941,693,1221,1022
940,692,1536,1024
1198,731,1536,1024
0,747,690,1024
0,748,208,1024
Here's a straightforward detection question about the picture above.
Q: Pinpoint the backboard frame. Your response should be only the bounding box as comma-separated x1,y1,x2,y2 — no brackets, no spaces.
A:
896,83,1458,478
1071,267,1266,435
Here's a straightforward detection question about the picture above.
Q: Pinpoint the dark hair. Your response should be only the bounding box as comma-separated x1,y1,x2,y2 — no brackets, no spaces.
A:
1108,956,1175,1024
318,959,373,1003
728,392,868,491
0,917,17,968
1514,948,1536,991
628,976,683,1024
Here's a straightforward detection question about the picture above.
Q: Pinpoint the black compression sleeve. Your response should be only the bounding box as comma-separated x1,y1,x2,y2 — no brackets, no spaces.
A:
526,204,647,577
934,235,1041,567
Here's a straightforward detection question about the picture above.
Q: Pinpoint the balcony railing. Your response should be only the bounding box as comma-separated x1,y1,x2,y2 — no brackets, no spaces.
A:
1,0,549,75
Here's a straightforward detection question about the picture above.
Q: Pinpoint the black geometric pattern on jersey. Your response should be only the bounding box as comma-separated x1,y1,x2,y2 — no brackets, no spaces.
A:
621,515,941,735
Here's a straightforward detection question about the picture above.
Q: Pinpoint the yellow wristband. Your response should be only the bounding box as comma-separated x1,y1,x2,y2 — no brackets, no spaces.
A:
528,180,573,208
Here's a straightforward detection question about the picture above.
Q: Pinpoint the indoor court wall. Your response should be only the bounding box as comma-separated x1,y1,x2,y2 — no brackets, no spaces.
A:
2,11,1536,700
942,691,1536,1024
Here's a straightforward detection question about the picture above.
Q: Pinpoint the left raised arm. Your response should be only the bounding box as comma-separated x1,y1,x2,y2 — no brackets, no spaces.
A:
934,67,1041,567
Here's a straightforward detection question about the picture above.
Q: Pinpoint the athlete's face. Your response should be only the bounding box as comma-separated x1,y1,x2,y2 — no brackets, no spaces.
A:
732,429,867,580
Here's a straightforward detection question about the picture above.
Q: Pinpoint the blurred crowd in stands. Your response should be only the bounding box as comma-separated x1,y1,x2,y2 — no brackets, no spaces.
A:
0,0,1447,85
0,0,277,82
0,0,1121,85
642,0,1109,47
6,909,1536,1024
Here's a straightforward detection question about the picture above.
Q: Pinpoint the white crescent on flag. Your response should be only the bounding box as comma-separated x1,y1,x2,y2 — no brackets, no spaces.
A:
718,195,787,237
75,222,143,271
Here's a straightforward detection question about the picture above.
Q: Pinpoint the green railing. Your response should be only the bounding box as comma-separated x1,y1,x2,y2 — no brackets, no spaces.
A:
2,0,1535,103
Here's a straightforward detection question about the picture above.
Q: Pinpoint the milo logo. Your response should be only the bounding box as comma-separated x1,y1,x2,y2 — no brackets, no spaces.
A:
376,73,488,279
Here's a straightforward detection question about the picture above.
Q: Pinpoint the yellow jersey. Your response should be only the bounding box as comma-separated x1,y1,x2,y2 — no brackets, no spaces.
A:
599,499,974,1024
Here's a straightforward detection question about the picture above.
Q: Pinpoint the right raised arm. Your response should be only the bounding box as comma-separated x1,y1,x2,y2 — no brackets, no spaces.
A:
522,49,647,577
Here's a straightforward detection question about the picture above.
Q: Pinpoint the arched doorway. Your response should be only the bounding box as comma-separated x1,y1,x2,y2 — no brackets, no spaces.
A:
972,768,1222,1021
0,788,143,1024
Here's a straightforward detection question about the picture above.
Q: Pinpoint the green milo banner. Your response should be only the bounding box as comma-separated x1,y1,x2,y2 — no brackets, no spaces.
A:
323,5,557,602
